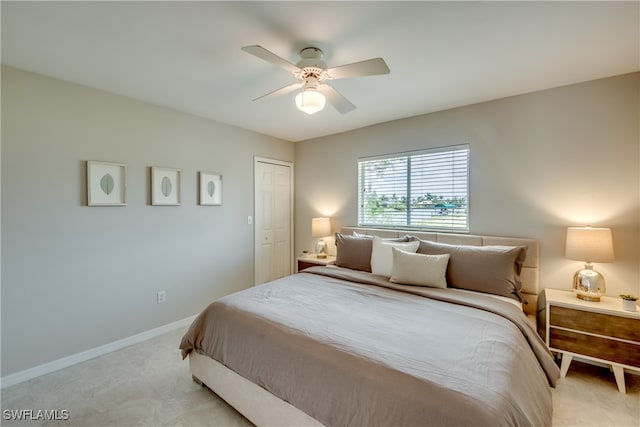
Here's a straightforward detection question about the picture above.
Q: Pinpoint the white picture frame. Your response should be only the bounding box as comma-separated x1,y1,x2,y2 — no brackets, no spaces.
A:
87,161,126,206
199,172,222,206
151,166,181,206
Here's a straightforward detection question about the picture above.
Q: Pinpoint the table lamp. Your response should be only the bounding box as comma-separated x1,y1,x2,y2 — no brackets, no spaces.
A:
565,226,614,301
311,217,331,259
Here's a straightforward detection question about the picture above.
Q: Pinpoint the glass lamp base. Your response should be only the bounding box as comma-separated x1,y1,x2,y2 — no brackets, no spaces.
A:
572,265,605,302
315,240,327,258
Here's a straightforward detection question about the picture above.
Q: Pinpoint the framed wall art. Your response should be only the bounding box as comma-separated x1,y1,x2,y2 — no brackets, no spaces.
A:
151,166,181,206
87,161,126,206
199,172,222,206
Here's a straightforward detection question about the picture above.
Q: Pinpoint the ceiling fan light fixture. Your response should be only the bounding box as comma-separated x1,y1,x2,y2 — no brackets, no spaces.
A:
295,89,326,115
242,45,389,115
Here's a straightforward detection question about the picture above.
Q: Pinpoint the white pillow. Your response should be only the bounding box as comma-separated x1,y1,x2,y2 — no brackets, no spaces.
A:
370,237,419,277
390,248,450,288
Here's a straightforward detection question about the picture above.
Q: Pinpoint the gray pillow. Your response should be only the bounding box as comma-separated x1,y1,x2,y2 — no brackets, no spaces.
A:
416,240,527,301
335,233,374,272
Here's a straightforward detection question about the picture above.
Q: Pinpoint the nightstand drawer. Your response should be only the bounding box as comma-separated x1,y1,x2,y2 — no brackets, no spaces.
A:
550,305,640,342
550,328,640,367
296,255,336,273
298,260,318,271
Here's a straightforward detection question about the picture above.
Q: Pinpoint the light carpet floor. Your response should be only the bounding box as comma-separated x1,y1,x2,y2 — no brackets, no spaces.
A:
1,325,638,427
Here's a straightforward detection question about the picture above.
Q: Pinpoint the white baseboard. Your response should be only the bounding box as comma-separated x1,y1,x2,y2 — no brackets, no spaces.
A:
0,314,197,389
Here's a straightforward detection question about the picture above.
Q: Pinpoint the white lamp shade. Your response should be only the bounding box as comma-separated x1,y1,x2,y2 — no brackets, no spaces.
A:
565,227,614,263
311,217,331,238
295,90,326,114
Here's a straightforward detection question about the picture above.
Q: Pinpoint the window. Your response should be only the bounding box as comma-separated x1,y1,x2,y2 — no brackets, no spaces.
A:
358,144,469,232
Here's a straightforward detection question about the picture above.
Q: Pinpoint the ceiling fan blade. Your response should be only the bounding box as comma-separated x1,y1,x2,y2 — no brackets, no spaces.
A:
326,58,390,80
253,82,302,102
241,45,300,74
318,84,356,114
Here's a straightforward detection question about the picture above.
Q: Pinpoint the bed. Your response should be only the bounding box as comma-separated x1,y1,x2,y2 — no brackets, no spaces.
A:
180,227,560,427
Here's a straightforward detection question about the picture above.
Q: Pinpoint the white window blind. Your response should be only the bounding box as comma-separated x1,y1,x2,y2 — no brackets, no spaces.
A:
358,144,469,232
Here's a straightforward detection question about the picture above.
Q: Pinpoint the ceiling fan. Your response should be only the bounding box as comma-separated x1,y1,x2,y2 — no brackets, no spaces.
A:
241,45,390,115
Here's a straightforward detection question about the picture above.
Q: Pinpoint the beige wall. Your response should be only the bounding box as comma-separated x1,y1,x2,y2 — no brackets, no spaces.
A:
1,66,294,376
295,73,640,297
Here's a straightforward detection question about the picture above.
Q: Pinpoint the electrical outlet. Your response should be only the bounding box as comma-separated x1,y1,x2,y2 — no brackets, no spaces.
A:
157,291,166,304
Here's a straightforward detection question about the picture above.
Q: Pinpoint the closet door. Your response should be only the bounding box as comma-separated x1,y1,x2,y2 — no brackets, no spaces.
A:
254,158,293,285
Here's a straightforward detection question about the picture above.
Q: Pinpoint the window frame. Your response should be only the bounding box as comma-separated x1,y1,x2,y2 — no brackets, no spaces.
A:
357,144,470,233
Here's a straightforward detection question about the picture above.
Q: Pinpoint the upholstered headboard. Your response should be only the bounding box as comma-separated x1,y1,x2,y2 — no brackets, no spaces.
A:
341,227,539,315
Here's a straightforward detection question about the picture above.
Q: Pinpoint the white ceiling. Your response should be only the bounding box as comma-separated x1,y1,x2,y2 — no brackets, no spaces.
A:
2,1,638,142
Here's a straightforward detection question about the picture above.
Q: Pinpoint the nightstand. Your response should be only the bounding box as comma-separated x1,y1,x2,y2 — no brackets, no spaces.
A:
297,255,336,272
538,288,640,393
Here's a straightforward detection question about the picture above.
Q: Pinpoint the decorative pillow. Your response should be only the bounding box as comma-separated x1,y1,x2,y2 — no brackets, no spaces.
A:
416,240,527,301
390,248,450,288
370,237,420,277
335,233,374,272
334,233,411,272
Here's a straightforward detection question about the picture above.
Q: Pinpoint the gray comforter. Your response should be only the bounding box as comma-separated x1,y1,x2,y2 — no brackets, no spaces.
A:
180,266,559,427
